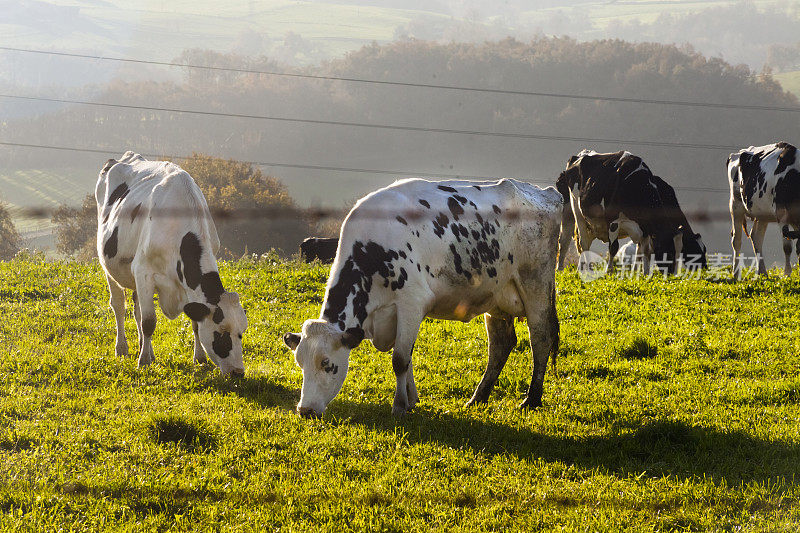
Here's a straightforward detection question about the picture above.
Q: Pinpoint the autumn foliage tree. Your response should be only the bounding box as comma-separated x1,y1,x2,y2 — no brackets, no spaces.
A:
180,153,312,257
0,202,21,260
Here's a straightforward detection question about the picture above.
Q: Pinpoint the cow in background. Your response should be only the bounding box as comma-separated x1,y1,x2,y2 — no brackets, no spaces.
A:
557,149,705,274
728,142,800,278
96,151,247,374
300,237,339,263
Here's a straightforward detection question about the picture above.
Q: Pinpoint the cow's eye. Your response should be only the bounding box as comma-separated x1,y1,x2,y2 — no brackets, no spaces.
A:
238,333,242,339
321,358,329,369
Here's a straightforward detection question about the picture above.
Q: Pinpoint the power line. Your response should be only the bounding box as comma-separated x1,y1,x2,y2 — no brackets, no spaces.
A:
0,140,732,193
1,45,799,113
0,93,746,151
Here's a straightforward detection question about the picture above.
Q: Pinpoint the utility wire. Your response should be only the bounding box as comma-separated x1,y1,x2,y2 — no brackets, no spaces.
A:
0,140,732,193
0,93,747,151
1,45,798,113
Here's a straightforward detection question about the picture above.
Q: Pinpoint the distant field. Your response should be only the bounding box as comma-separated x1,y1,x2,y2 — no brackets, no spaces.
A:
4,0,796,68
3,258,800,529
2,0,451,65
774,70,800,100
0,168,95,234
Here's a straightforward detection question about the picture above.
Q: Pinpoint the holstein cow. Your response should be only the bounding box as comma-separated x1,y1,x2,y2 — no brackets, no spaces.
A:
300,237,339,264
728,142,800,278
649,174,707,269
283,178,562,418
96,152,247,374
557,150,704,274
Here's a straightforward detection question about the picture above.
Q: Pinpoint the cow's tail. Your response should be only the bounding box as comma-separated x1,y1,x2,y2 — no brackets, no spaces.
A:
742,216,750,238
556,172,575,269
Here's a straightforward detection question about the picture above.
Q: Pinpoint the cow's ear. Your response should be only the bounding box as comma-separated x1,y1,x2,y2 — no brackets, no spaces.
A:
184,302,211,321
283,333,301,350
341,327,364,349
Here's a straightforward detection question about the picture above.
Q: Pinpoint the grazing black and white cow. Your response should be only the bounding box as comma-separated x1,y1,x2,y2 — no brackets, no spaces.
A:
283,178,562,418
557,150,705,274
96,152,247,374
300,237,339,264
649,174,707,269
728,142,800,278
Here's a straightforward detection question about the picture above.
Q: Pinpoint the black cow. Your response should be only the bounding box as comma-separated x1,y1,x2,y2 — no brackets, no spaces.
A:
650,175,707,269
557,149,705,274
300,237,339,263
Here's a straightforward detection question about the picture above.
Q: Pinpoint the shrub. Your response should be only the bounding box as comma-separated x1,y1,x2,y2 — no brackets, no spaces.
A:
0,202,20,260
179,153,312,257
51,194,97,261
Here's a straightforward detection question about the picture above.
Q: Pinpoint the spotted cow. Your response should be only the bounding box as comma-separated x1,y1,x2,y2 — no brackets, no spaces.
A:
300,237,339,264
557,150,704,274
728,142,800,278
282,178,562,417
96,152,247,374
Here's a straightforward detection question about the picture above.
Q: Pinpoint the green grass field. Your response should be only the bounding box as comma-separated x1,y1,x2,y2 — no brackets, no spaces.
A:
3,256,800,530
0,167,95,234
774,70,800,100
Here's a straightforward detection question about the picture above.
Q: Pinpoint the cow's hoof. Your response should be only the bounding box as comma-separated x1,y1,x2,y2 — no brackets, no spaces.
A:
115,344,129,357
194,354,208,365
518,398,542,410
392,404,410,417
464,397,487,408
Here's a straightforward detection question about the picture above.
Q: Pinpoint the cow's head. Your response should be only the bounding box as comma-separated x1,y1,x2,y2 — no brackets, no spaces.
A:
683,231,707,269
184,292,247,375
282,319,363,417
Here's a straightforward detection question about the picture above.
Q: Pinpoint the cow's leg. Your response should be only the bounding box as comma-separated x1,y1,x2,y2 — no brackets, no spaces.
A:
466,312,516,406
777,209,794,276
521,284,558,409
731,202,745,279
106,275,128,357
406,360,419,411
192,321,207,364
132,290,143,353
605,218,622,274
133,271,156,367
391,311,423,417
640,236,654,276
750,219,769,276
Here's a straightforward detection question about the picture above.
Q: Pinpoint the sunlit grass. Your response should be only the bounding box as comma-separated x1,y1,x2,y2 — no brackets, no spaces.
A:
2,255,800,529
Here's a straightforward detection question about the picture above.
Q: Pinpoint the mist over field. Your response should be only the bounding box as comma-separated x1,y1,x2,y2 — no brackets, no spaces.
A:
1,0,800,262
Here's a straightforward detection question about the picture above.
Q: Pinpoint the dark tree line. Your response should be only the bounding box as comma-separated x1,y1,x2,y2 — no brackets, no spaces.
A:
5,37,800,256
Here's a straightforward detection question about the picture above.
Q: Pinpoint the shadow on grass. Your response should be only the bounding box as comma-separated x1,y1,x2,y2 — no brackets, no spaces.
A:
199,373,800,484
198,373,299,412
322,399,800,485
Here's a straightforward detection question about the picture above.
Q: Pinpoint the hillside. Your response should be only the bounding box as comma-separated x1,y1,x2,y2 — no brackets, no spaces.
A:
775,70,800,99
2,258,800,529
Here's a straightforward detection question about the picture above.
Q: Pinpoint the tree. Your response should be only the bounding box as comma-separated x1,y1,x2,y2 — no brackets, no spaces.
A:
52,194,97,260
0,202,20,260
179,153,311,257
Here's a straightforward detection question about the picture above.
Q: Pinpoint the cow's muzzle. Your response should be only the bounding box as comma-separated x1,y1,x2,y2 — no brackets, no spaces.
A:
229,368,245,378
297,406,322,419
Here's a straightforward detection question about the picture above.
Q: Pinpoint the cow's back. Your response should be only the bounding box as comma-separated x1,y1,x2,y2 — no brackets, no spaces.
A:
97,153,219,288
325,178,562,325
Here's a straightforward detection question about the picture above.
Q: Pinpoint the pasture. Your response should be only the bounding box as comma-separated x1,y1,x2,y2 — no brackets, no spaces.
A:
2,254,800,530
